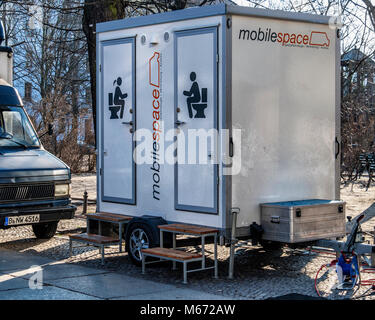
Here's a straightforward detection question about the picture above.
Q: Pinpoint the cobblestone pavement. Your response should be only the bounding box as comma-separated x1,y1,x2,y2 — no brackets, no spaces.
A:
1,174,375,300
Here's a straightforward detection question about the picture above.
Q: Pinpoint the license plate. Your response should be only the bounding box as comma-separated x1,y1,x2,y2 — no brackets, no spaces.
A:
5,214,40,226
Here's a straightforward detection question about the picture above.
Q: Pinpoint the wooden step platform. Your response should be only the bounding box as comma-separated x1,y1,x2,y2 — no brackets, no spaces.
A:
69,233,119,244
85,212,132,253
69,233,120,265
141,247,205,284
158,223,219,235
86,212,133,222
141,247,202,261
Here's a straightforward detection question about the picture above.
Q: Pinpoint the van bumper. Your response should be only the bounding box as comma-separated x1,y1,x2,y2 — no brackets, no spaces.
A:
0,205,76,228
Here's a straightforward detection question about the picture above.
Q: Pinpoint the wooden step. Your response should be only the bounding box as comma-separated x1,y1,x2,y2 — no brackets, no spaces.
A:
158,223,219,235
86,212,133,223
69,233,119,244
142,247,202,261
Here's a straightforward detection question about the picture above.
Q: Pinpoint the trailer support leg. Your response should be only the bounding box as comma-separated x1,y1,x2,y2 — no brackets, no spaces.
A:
160,229,163,248
119,222,123,253
69,239,72,257
183,262,187,284
142,255,146,274
172,233,177,270
201,236,205,269
214,234,218,279
228,208,239,280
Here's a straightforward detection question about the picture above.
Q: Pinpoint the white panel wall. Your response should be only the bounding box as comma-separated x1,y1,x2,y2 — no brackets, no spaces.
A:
231,15,338,227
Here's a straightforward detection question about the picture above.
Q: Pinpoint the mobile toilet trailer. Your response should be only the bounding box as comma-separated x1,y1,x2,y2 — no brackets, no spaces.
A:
96,4,345,266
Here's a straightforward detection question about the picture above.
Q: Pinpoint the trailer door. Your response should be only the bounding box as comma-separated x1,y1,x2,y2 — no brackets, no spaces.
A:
174,27,218,214
100,38,136,204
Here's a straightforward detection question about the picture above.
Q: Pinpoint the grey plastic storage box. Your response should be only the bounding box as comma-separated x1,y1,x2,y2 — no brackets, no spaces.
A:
260,200,346,243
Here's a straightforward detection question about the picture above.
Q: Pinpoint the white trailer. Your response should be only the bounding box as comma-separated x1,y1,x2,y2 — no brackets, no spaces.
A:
96,4,344,265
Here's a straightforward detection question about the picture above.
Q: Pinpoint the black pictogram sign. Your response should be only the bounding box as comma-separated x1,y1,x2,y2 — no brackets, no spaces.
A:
183,72,207,119
108,77,128,119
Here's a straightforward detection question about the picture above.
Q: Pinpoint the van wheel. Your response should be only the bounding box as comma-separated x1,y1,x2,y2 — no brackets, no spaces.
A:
32,221,58,239
125,223,155,266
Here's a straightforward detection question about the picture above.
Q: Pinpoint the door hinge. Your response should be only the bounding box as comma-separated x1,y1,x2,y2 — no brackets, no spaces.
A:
100,168,103,175
216,54,219,63
217,176,220,185
99,64,102,72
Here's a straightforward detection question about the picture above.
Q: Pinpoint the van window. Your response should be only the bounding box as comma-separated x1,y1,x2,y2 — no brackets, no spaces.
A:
0,106,40,147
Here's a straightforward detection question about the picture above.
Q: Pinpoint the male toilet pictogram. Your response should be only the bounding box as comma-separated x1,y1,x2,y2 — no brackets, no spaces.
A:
108,77,128,119
183,72,208,119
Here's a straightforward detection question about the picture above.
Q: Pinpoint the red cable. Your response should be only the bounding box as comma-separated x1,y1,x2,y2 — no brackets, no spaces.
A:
360,279,375,286
310,249,337,256
359,267,375,286
315,264,327,297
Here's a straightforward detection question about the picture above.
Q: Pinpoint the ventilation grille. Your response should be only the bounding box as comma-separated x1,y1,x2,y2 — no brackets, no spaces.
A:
0,184,54,201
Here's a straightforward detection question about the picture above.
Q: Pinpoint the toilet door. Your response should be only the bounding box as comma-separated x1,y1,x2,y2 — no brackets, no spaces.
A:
174,27,218,214
100,38,136,204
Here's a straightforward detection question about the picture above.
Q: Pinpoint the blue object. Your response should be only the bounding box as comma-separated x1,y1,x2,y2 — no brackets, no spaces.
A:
338,254,359,278
262,199,338,207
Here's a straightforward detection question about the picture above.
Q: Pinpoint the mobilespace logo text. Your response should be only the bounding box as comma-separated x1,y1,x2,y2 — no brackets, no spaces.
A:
238,27,330,48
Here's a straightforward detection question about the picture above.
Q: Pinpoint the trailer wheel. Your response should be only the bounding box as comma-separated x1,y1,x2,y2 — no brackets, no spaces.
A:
126,223,156,266
32,221,58,239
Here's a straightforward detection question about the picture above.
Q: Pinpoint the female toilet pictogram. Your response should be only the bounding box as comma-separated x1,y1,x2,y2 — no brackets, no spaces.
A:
108,77,128,119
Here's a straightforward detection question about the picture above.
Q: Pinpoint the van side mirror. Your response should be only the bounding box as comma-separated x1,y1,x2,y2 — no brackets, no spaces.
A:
48,123,53,136
39,123,54,139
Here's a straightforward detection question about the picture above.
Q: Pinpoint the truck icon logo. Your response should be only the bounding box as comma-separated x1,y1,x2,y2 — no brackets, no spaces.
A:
108,77,128,119
309,31,330,47
183,72,208,119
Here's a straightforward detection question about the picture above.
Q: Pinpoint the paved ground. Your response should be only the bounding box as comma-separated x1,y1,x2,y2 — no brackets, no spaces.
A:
1,174,375,300
0,247,231,300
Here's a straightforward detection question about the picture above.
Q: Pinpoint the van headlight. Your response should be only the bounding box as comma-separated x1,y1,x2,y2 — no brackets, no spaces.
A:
54,184,70,197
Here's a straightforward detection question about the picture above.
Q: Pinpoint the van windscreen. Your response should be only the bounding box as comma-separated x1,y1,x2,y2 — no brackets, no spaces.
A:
0,106,40,148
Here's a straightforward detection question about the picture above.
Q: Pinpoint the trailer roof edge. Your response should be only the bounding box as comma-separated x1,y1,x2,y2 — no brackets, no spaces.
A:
96,4,335,34
96,4,226,33
227,5,333,26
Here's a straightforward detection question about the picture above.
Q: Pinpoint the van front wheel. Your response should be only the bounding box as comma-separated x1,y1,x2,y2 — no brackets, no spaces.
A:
32,221,58,239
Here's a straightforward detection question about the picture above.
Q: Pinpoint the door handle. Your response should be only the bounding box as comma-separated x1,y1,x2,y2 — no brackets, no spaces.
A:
175,120,186,126
335,137,340,159
122,121,133,126
229,137,234,157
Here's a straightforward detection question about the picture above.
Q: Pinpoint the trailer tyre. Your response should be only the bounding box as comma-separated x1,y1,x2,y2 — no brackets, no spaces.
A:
126,223,156,266
32,221,58,239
